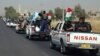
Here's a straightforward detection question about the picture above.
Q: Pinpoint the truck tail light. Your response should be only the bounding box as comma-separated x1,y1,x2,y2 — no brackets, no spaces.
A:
66,34,70,42
67,34,70,36
32,27,35,31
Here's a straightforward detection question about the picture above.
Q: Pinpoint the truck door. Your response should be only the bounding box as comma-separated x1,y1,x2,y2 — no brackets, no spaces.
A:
56,23,63,45
52,23,60,43
52,23,62,44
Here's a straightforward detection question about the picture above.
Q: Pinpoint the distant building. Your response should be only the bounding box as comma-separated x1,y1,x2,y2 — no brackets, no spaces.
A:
88,11,100,19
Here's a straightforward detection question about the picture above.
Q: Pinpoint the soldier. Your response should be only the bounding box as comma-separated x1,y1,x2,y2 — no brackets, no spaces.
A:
75,17,92,32
40,11,48,32
63,21,73,31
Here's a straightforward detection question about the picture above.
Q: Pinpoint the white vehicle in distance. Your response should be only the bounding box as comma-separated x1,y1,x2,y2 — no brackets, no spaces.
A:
6,20,18,27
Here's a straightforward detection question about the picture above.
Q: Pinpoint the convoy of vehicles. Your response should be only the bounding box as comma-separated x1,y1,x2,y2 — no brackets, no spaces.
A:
3,11,100,55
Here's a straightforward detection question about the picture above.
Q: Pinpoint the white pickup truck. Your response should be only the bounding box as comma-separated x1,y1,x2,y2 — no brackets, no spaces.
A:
15,20,27,33
25,21,40,40
50,21,100,55
25,21,50,40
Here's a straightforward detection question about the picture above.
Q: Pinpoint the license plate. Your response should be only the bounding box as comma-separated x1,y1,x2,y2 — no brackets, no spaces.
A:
81,43,90,48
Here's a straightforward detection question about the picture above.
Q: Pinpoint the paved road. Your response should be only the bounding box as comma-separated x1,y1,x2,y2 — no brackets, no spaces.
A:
0,19,100,56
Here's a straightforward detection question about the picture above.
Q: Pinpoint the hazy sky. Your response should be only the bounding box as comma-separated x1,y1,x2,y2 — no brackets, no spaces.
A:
0,0,100,16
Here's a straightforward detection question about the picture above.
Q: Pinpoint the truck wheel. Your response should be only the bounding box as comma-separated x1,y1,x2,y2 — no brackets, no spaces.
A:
25,34,29,38
50,39,56,49
60,40,66,54
89,49,99,55
39,35,45,40
46,35,50,41
28,35,32,40
16,30,19,33
39,36,43,40
45,36,50,41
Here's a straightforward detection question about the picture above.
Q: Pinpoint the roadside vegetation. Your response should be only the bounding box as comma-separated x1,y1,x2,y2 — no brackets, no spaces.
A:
4,4,100,33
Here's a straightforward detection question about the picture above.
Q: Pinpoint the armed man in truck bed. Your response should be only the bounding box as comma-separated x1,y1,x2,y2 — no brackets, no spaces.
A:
75,17,92,32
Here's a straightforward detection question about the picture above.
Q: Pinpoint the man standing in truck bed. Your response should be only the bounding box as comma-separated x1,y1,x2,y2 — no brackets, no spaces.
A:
75,17,92,32
40,11,49,32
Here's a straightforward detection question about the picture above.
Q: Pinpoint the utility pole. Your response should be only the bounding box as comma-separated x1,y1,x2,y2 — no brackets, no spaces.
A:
60,0,65,21
18,0,22,13
60,0,65,32
18,4,21,13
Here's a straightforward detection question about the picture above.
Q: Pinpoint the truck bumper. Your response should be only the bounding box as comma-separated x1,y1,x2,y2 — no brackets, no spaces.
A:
65,43,99,50
30,32,50,36
30,32,50,40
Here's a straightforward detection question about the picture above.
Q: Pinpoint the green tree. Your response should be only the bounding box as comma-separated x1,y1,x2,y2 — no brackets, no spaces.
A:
55,7,63,20
73,4,87,18
5,6,18,21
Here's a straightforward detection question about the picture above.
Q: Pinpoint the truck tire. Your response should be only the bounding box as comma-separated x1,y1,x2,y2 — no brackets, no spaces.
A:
28,35,32,40
89,49,99,55
47,35,51,41
45,36,50,41
39,34,45,40
50,38,56,49
60,40,66,54
16,30,19,33
25,34,29,38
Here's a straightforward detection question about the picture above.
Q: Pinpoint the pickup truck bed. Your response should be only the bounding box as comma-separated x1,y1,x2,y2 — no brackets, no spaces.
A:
25,25,50,40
